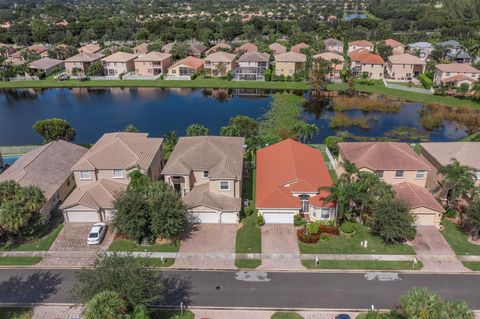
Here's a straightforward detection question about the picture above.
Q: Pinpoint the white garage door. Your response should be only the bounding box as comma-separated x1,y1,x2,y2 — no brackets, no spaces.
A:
220,212,238,224
188,211,219,223
66,211,100,222
263,212,295,224
415,213,436,226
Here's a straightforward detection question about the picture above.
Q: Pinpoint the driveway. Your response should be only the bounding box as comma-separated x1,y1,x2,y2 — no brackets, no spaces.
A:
259,224,304,270
48,223,114,252
411,226,469,272
174,224,237,269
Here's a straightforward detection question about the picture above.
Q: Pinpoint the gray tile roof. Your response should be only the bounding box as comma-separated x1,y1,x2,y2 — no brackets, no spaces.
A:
184,183,241,211
420,142,480,170
60,179,127,210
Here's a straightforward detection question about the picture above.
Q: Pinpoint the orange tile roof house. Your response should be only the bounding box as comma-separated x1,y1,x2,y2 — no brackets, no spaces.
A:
256,139,335,224
348,40,374,53
313,52,344,79
349,51,385,79
386,53,426,81
102,52,137,77
162,136,244,224
167,56,204,79
0,140,88,218
384,39,405,55
336,142,432,187
29,57,65,76
65,52,104,75
268,42,287,54
274,51,307,77
61,132,163,222
26,44,48,57
235,42,258,54
434,63,480,90
134,52,173,76
290,42,310,53
78,43,101,54
203,51,237,78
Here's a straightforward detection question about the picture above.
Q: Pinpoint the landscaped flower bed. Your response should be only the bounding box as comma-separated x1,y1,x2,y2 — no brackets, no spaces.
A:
297,228,321,244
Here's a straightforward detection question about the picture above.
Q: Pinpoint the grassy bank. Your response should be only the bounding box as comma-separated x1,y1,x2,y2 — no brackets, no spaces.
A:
0,257,42,265
0,307,33,319
302,259,422,270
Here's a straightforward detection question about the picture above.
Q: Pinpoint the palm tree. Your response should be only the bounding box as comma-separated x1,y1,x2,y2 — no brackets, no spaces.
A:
83,290,127,319
292,123,319,143
438,160,476,211
439,300,474,319
471,80,480,102
400,287,441,319
217,62,227,77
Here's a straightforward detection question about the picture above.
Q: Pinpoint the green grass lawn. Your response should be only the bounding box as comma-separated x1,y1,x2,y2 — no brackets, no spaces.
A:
0,257,42,266
302,259,422,270
236,214,261,254
138,257,175,267
150,310,194,319
0,307,33,319
108,239,180,252
235,259,262,269
440,221,480,255
462,262,480,271
271,312,304,319
0,223,63,251
298,224,415,255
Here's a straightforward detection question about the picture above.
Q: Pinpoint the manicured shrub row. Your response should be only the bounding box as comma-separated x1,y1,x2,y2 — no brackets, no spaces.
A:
419,73,433,89
318,224,340,235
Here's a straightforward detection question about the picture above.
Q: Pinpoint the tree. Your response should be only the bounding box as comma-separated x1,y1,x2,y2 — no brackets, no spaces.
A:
216,62,227,77
439,160,476,210
309,57,332,91
163,130,178,159
124,124,139,132
186,124,209,136
370,198,416,243
324,135,346,156
32,118,76,143
291,123,319,143
170,42,190,60
376,41,393,60
471,80,480,102
220,115,259,140
86,61,104,76
466,197,480,239
84,291,128,319
113,189,151,243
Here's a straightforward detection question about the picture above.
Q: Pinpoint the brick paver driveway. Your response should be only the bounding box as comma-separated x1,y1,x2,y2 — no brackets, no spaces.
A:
49,223,114,252
174,224,237,269
259,224,304,270
411,226,469,272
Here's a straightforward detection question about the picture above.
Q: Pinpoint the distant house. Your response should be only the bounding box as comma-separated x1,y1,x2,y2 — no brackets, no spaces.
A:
162,42,175,54
61,132,163,222
78,43,101,54
102,52,137,77
189,42,207,57
274,51,306,77
133,43,149,55
162,136,244,224
384,39,405,55
235,43,258,54
324,38,343,53
26,44,49,57
344,13,367,21
167,56,204,79
385,53,426,81
313,52,344,79
29,57,65,76
438,40,471,64
134,52,173,76
348,40,374,53
0,43,15,58
290,42,309,53
0,141,88,218
65,52,104,75
433,64,480,90
349,51,385,79
203,51,237,78
268,42,287,55
233,51,270,81
336,142,432,188
205,42,232,55
408,42,433,61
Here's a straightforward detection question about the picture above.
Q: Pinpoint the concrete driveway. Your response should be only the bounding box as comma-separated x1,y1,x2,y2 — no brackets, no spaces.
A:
174,224,238,269
259,224,304,270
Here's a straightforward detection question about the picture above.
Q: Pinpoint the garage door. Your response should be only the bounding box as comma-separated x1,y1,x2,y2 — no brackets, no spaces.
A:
220,212,238,224
263,212,295,224
66,211,100,222
415,213,436,226
188,211,219,223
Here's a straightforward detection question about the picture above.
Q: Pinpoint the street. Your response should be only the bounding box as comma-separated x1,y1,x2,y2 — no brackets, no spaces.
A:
0,269,480,310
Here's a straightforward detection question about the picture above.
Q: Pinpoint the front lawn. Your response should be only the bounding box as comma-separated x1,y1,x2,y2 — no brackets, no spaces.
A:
462,262,480,271
298,224,415,255
150,310,195,319
302,260,422,270
271,312,304,319
139,257,175,267
108,239,180,252
440,220,480,255
0,257,42,266
235,259,261,269
0,307,33,319
236,214,261,254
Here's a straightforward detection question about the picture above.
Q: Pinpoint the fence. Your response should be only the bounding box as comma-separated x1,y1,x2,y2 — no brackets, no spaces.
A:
0,145,39,155
383,79,434,95
313,144,337,169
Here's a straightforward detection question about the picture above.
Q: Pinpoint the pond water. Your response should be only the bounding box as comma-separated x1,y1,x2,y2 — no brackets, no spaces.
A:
0,87,470,145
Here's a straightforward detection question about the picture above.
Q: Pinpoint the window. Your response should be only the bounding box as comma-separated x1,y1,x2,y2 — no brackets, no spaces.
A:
203,171,209,178
219,180,230,191
476,171,480,180
299,194,310,213
320,208,332,220
416,170,426,179
79,171,91,180
376,170,384,178
312,207,317,218
395,170,404,178
113,169,124,179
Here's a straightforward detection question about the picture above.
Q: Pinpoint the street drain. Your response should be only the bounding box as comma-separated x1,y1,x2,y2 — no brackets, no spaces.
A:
216,285,222,290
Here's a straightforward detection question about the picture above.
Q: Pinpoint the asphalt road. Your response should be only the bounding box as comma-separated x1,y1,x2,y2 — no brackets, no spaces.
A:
0,269,480,310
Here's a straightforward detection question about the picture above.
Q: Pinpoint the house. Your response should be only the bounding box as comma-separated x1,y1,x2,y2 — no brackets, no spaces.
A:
102,52,137,77
29,57,65,76
420,142,480,188
61,132,163,222
26,44,49,57
134,52,173,76
189,42,207,57
78,43,101,54
203,51,237,78
384,39,405,55
233,51,270,81
393,182,444,228
438,40,472,64
348,40,374,53
433,64,480,90
408,42,433,61
349,51,385,79
268,42,287,55
235,43,258,54
205,42,232,55
336,142,432,187
162,42,175,54
291,42,309,53
324,38,343,53
385,53,426,81
274,51,306,77
0,44,15,58
313,52,344,79
167,56,204,79
0,141,88,218
65,52,104,75
256,139,335,224
133,43,149,55
162,136,244,224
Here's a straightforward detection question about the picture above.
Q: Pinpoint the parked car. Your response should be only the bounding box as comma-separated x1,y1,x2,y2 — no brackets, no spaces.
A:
87,223,107,245
335,315,351,319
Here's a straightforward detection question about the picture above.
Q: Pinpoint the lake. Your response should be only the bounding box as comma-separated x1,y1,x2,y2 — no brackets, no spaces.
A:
0,87,471,145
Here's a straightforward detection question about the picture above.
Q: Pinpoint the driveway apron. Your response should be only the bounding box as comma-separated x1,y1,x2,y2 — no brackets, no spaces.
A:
259,224,305,270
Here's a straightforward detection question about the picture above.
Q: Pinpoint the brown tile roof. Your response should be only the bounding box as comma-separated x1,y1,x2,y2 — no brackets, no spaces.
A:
350,52,385,65
72,132,163,171
184,183,241,211
65,52,104,63
204,51,236,63
29,57,64,70
290,42,309,53
238,51,269,62
268,42,287,54
169,56,204,70
162,42,175,53
442,74,477,83
60,179,127,210
0,140,88,200
102,51,137,63
26,44,47,55
314,52,345,62
133,43,149,54
274,51,306,63
236,43,258,53
393,182,444,212
78,43,101,54
385,39,404,48
420,142,480,170
388,53,425,65
349,40,374,47
436,63,480,73
162,136,245,180
338,142,432,171
135,51,171,62
189,42,207,55
205,42,232,55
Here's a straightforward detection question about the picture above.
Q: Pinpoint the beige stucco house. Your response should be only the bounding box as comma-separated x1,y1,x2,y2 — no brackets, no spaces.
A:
269,42,287,55
313,52,344,79
384,39,405,55
348,40,374,53
133,43,149,55
233,51,270,81
203,51,237,77
349,51,385,79
65,52,104,75
434,64,480,90
336,142,432,187
0,141,88,218
235,43,258,54
205,42,232,55
61,132,163,222
324,38,343,53
189,42,207,57
29,57,65,76
102,52,137,77
162,136,244,224
167,56,204,79
134,52,173,76
78,43,101,54
386,53,426,81
274,51,306,77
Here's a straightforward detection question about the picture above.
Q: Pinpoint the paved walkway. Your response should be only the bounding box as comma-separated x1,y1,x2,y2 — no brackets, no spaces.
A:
32,305,83,319
193,309,360,319
259,225,305,270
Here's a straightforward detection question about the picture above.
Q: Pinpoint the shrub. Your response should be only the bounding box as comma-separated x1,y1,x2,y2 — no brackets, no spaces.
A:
307,222,319,235
279,75,285,81
293,214,304,227
191,72,198,80
286,75,293,82
444,210,457,219
265,68,272,81
256,215,265,226
244,206,256,217
297,228,320,244
419,73,433,89
318,224,340,235
160,74,164,80
320,234,330,241
340,221,357,234
226,71,233,81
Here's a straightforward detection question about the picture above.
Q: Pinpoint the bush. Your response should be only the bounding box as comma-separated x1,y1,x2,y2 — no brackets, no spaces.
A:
444,210,457,219
265,68,272,81
286,75,293,82
226,71,233,81
307,222,319,235
419,73,433,89
318,224,340,235
256,215,265,226
340,221,357,234
297,228,320,244
293,214,304,227
191,72,198,80
244,206,256,217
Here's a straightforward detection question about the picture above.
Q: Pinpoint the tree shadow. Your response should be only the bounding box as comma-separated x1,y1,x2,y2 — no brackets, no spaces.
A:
0,271,63,303
158,274,194,307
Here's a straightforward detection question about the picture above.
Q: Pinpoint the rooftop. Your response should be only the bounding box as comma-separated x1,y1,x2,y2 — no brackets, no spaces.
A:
169,56,204,69
135,51,171,62
65,52,104,63
420,142,480,169
238,51,270,62
60,179,127,210
436,63,480,73
349,40,373,47
102,51,137,63
275,51,306,63
393,182,444,213
388,53,425,65
204,51,236,63
29,57,64,70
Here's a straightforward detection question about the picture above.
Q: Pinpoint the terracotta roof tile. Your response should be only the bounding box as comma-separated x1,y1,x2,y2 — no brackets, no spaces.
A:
169,56,204,70
268,42,287,54
349,52,385,64
393,182,444,212
436,63,480,73
349,40,374,47
274,51,306,63
385,39,404,47
291,42,309,53
204,51,236,63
